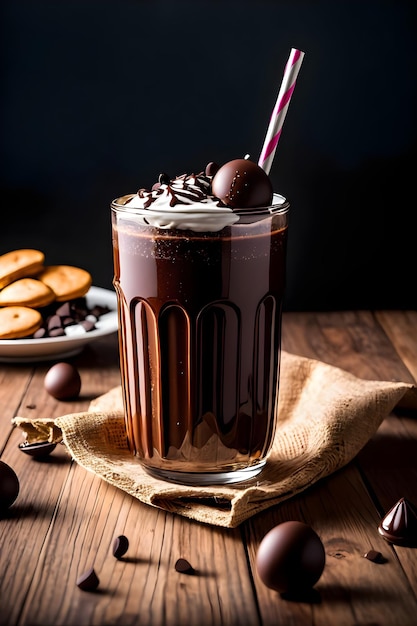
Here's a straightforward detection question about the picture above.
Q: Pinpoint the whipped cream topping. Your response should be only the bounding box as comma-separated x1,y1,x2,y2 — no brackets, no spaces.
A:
119,166,287,233
136,172,215,208
123,171,238,232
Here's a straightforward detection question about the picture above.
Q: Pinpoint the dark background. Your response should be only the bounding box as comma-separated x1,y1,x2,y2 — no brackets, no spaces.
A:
1,0,416,311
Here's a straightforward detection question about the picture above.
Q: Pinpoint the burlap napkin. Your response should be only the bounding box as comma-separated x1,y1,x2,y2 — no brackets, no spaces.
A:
13,351,417,528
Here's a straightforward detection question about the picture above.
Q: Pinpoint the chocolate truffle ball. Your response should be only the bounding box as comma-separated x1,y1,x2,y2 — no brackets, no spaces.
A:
44,362,81,400
211,158,273,208
256,521,325,594
0,459,20,510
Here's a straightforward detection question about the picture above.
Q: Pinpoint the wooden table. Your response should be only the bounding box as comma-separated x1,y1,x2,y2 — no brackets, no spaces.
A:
1,310,417,626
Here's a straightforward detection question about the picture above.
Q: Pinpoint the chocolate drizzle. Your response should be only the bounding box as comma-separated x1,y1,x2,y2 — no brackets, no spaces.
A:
137,172,220,209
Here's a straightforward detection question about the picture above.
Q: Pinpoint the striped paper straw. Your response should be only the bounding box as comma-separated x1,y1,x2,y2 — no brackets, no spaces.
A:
258,48,305,175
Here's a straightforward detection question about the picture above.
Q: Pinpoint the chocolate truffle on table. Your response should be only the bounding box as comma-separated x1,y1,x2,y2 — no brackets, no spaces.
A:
211,158,273,208
44,362,81,400
256,521,326,594
0,460,19,510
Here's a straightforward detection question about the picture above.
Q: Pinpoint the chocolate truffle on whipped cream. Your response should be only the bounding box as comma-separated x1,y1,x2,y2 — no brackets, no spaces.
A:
123,158,284,232
211,158,273,208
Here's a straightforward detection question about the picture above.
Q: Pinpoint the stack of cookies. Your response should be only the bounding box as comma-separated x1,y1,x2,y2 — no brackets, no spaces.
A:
0,249,93,339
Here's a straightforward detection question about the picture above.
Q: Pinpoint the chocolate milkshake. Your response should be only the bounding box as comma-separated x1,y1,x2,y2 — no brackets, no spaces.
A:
111,159,289,485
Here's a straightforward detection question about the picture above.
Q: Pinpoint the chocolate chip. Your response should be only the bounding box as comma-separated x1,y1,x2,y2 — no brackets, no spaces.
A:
158,172,170,185
55,302,72,317
205,161,220,177
80,320,96,332
174,558,194,574
62,316,76,327
94,304,109,315
33,327,47,338
70,298,89,320
112,535,129,559
31,297,110,339
49,327,66,337
47,314,62,331
76,567,100,591
378,497,417,547
363,549,386,563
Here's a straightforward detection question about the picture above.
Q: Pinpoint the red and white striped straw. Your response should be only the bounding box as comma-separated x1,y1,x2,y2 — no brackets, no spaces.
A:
258,48,305,175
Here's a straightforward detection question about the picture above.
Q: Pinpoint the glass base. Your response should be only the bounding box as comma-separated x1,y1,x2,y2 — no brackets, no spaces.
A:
142,460,267,486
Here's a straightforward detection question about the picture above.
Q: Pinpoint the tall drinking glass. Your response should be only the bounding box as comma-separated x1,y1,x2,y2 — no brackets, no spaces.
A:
111,194,289,485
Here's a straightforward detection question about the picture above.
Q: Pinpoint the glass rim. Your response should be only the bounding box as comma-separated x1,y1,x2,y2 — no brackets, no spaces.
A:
111,192,290,217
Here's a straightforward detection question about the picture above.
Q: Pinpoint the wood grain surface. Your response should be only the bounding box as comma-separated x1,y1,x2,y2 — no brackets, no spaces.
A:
1,311,416,626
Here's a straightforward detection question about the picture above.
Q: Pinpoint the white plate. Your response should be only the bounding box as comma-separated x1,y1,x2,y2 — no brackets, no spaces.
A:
0,286,118,363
